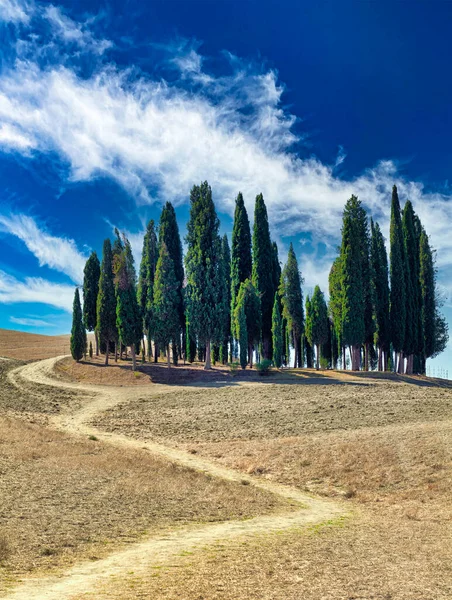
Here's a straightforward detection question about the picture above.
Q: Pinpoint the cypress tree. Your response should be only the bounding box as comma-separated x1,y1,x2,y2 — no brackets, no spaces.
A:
402,202,418,373
185,181,224,369
305,295,313,368
71,287,86,362
357,204,374,370
231,192,252,343
252,193,274,358
389,185,406,372
280,243,304,368
238,304,248,370
220,234,232,364
153,242,180,370
97,239,117,365
419,230,436,365
308,285,329,370
271,293,283,368
234,279,261,367
328,257,344,369
185,318,197,363
370,219,390,370
340,196,365,370
159,203,184,363
137,220,158,360
83,252,100,355
115,235,142,371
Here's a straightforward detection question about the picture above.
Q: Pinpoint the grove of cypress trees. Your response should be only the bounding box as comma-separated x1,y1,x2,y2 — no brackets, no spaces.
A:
82,251,100,355
137,219,158,360
159,203,184,363
370,219,390,370
185,182,224,369
389,185,406,373
328,257,344,369
115,236,142,371
153,242,180,370
271,293,283,368
97,239,117,365
280,243,304,368
71,287,86,362
252,193,274,358
308,285,329,369
231,192,252,338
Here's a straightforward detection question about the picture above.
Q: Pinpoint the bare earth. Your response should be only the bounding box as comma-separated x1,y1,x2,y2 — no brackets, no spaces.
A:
0,351,451,599
0,329,73,361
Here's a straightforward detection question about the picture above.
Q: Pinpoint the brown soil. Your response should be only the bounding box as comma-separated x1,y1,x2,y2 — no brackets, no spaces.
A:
92,378,452,443
0,329,73,361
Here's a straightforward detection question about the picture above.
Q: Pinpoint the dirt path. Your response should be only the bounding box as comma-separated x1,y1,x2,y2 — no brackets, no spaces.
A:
3,357,347,600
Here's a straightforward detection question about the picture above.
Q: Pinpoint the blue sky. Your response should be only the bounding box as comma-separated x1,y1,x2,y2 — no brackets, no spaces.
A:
0,0,451,370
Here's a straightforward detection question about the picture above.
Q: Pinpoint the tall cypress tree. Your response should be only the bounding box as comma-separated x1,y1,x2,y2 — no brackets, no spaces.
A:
97,239,117,365
280,243,304,368
115,235,142,371
271,292,283,368
252,193,274,358
419,229,436,366
234,279,261,367
137,220,158,360
71,287,86,362
159,203,184,363
220,234,232,364
308,285,329,370
237,304,248,370
402,201,418,373
357,203,374,370
82,252,100,356
389,185,406,372
231,192,252,342
185,181,224,369
328,257,344,368
370,219,390,370
153,242,180,370
340,196,365,370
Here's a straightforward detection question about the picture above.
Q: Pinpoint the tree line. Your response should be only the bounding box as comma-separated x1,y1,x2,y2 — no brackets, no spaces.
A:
70,182,448,374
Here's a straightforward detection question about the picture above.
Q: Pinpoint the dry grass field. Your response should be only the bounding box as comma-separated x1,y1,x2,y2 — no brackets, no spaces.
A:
0,329,73,361
0,343,451,599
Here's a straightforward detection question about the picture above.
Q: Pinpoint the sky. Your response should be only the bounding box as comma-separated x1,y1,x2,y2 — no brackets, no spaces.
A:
0,0,451,372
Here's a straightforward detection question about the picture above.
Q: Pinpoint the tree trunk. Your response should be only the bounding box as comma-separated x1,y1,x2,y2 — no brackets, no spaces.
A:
95,330,99,356
167,345,171,370
248,343,253,368
131,345,136,372
316,344,320,370
293,335,298,368
397,352,404,374
147,330,152,360
172,341,178,366
154,342,158,363
364,342,369,371
378,345,383,371
342,346,346,370
204,340,211,370
114,341,118,362
105,339,109,366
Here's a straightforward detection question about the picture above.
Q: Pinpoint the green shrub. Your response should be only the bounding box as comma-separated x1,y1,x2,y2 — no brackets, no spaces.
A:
256,359,272,376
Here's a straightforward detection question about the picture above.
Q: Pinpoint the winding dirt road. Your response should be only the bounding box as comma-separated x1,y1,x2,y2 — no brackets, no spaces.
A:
3,357,347,600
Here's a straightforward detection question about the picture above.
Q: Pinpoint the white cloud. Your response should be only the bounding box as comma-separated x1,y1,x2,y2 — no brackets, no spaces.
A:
10,315,54,326
0,270,74,311
0,123,34,150
0,6,451,305
0,213,87,283
0,0,31,24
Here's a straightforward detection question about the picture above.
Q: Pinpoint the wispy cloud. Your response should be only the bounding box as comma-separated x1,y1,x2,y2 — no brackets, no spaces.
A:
0,1,451,303
0,0,32,24
0,270,74,311
0,213,87,283
10,315,54,327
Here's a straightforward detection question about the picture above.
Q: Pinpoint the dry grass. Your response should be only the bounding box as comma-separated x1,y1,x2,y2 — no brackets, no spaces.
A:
93,379,452,443
91,376,452,599
0,329,74,360
0,416,288,584
93,511,452,599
